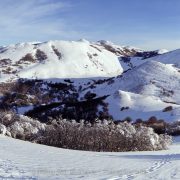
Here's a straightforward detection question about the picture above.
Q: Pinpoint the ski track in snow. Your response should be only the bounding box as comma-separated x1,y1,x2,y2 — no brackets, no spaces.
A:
110,158,170,179
108,153,179,180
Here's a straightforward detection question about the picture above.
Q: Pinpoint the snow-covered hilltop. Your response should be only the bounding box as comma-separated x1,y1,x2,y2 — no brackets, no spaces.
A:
89,60,180,121
0,40,124,81
0,39,168,81
147,48,180,68
0,39,179,122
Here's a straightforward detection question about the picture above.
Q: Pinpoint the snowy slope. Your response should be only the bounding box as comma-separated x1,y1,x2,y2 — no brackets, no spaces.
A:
0,40,123,81
119,50,169,72
1,135,180,180
0,40,179,122
0,39,169,82
156,49,169,54
147,49,180,68
81,60,180,121
97,40,142,56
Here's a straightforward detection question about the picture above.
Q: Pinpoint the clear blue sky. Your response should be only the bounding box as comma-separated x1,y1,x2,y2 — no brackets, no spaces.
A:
0,0,180,50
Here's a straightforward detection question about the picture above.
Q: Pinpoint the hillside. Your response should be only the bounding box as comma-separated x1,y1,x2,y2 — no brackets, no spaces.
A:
0,40,179,122
87,60,180,121
147,49,180,68
0,40,123,81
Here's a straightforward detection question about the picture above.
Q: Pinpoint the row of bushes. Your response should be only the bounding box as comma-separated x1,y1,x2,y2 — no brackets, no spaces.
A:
37,119,172,152
0,111,172,152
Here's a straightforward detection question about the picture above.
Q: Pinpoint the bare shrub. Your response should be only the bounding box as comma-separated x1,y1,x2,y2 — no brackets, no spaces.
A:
40,119,172,152
18,53,36,64
0,110,172,152
163,106,173,112
0,123,6,135
0,110,46,139
0,59,12,66
0,110,17,126
166,122,180,136
36,49,47,63
2,67,13,74
52,45,62,60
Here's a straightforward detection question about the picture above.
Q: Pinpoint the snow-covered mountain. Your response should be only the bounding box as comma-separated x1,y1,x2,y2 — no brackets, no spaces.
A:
0,40,124,82
86,60,180,121
0,39,166,82
0,39,179,122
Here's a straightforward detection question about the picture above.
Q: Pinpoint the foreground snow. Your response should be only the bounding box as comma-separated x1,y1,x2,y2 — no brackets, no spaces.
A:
1,136,180,180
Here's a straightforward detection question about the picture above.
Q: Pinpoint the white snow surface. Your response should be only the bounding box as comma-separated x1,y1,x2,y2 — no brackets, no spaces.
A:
83,60,180,121
156,49,169,54
147,49,180,68
0,40,123,81
0,135,180,180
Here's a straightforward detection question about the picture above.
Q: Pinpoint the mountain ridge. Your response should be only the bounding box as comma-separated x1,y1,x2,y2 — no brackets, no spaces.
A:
0,39,179,122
